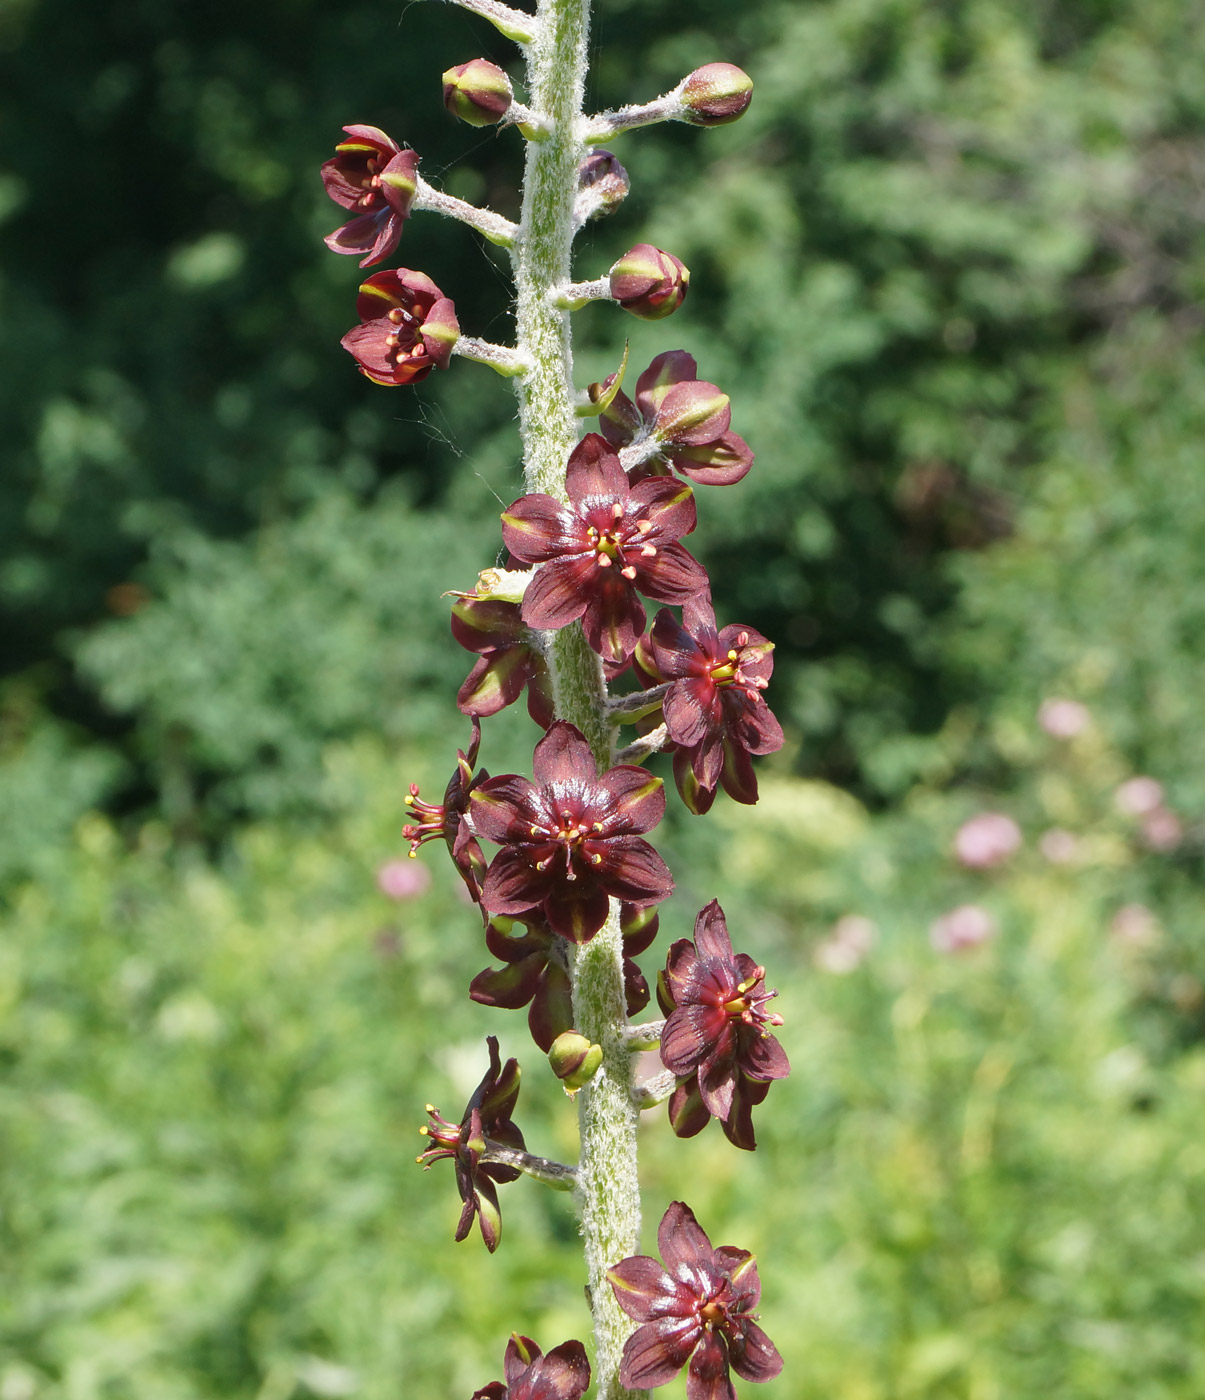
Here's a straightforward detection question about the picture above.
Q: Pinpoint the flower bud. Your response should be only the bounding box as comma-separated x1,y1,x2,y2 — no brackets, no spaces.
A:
548,1030,603,1092
442,59,513,127
574,150,630,225
678,63,753,126
609,244,690,321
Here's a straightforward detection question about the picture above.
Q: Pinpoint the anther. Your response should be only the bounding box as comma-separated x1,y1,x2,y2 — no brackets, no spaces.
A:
620,565,637,580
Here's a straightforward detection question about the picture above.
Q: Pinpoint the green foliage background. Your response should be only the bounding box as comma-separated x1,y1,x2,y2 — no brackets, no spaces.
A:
3,0,1205,1394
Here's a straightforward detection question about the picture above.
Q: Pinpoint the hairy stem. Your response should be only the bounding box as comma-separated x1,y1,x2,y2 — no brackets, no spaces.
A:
510,2,645,1396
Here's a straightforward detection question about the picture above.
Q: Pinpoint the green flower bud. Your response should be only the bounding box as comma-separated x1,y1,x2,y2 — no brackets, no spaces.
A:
548,1031,603,1092
442,59,513,127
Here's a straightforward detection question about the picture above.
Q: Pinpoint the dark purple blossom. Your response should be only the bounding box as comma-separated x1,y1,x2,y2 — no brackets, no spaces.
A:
599,351,754,487
451,594,553,728
341,268,459,386
637,597,783,814
469,902,657,1050
608,1201,783,1400
471,1334,591,1400
469,721,673,943
321,125,419,266
657,900,789,1151
501,434,707,666
417,1036,524,1253
402,719,489,905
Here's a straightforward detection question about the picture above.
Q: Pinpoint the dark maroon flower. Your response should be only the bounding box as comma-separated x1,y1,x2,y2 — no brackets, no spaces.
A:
656,900,789,1151
637,598,783,814
417,1036,525,1252
501,434,708,666
470,902,657,1050
469,721,673,943
471,1333,591,1400
599,351,754,488
451,595,553,728
341,268,459,386
322,125,419,267
609,244,690,320
608,1201,783,1399
403,719,489,904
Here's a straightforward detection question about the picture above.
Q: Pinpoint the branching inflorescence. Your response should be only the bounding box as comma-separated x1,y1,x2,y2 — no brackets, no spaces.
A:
322,3,786,1396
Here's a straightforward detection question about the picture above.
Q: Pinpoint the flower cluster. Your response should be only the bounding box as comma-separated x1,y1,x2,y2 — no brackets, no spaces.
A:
323,28,783,1400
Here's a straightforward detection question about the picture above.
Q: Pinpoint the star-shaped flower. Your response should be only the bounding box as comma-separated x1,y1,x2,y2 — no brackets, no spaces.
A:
341,268,459,386
608,1201,783,1400
417,1036,524,1253
501,434,707,666
321,125,419,267
636,598,783,814
470,721,673,943
657,899,789,1151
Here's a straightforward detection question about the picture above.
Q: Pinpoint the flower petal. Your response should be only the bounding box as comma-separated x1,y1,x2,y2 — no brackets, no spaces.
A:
543,885,610,944
481,845,551,916
692,899,734,961
532,721,596,787
607,1256,678,1321
470,777,548,844
634,541,710,605
739,1029,790,1082
596,765,666,835
593,834,673,904
502,494,582,562
686,1330,735,1400
619,1320,700,1391
663,677,720,749
530,1339,592,1400
657,1200,714,1270
457,647,534,718
668,1075,711,1137
520,557,595,631
728,1320,783,1383
565,432,631,506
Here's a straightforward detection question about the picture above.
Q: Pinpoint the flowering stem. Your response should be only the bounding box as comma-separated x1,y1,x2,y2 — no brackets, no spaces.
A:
510,2,645,1396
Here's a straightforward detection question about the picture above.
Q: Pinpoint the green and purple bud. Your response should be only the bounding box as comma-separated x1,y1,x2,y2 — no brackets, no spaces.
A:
574,150,630,227
548,1031,603,1092
442,59,514,127
609,244,690,321
677,63,754,126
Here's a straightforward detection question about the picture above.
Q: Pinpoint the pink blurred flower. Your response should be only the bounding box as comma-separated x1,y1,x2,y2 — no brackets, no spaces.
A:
1110,903,1158,947
814,915,877,974
953,812,1022,869
1038,698,1091,739
376,858,432,900
1115,776,1164,816
930,904,997,954
1141,807,1183,853
1039,828,1080,864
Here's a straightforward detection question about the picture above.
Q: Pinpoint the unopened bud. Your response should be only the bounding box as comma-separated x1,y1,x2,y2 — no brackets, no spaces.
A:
574,150,630,226
678,63,753,126
548,1030,603,1092
609,244,690,321
442,59,513,127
